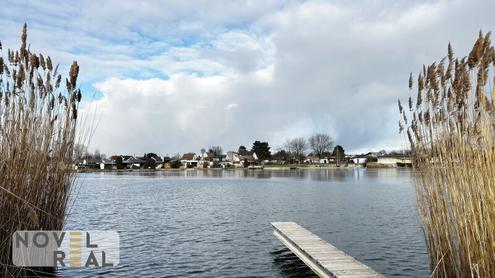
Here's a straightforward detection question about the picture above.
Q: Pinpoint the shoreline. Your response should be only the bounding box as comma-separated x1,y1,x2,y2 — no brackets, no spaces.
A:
74,164,411,173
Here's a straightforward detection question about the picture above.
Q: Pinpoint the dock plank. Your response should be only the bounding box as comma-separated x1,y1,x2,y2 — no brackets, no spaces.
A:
272,222,383,278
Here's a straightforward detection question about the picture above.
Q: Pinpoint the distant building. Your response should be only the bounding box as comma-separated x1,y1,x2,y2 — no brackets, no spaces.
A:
199,151,229,168
352,155,367,164
100,158,117,170
376,156,398,165
145,154,165,169
319,158,329,164
304,155,319,163
181,153,198,168
226,151,240,163
240,152,258,167
122,156,146,168
376,155,412,167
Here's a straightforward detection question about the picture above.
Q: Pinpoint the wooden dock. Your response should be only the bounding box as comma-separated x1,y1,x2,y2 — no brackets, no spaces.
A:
272,222,383,278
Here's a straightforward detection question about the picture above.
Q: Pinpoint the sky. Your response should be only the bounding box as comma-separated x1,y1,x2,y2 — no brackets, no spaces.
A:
1,0,494,156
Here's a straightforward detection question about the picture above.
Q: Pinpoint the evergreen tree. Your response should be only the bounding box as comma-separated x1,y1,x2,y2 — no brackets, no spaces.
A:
333,145,345,165
238,145,248,155
251,141,271,160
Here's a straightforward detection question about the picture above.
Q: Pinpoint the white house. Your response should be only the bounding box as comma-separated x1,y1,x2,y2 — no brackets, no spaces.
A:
376,155,412,167
226,151,240,162
304,155,319,163
351,156,367,164
181,153,198,168
239,152,258,167
377,156,398,165
100,159,116,170
319,158,329,164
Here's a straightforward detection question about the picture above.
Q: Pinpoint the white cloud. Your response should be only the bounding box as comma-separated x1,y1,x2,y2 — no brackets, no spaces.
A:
2,0,495,155
225,104,239,110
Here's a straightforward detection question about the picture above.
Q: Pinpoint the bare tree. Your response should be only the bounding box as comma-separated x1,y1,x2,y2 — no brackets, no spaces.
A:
94,149,102,161
285,137,307,161
172,153,181,160
309,133,334,158
73,144,87,163
209,146,223,157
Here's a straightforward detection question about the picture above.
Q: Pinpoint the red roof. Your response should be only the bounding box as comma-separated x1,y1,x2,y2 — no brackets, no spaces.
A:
181,153,196,160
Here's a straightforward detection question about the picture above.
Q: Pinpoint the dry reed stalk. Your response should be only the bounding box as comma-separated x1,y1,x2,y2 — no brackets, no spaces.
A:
0,24,81,277
399,31,495,277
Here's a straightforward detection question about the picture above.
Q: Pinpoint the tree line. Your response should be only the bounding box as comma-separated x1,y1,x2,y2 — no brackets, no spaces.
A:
77,133,345,164
217,133,344,163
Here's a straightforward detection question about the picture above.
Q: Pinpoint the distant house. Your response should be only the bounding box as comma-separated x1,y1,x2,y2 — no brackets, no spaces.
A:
100,158,117,170
151,156,163,164
319,158,329,164
160,156,172,169
226,151,240,163
377,156,398,165
304,155,319,163
122,156,146,168
145,154,165,169
204,152,226,162
199,151,229,168
396,157,413,167
352,155,367,164
181,153,198,168
198,153,210,168
225,151,240,167
240,152,258,167
76,156,100,169
376,155,412,167
121,155,133,168
304,154,330,164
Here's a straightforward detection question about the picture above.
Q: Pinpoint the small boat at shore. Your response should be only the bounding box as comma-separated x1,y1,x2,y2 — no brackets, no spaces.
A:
247,165,264,170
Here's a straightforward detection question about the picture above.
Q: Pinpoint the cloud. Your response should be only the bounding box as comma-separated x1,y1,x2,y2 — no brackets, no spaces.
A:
2,0,495,155
225,104,239,110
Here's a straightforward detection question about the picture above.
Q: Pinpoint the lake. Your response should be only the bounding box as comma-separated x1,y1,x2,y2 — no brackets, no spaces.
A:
60,168,429,277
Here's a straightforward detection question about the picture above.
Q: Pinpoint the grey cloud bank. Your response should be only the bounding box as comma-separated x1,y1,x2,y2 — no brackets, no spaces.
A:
1,0,494,155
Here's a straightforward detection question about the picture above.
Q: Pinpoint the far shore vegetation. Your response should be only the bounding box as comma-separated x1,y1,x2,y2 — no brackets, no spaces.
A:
74,134,412,171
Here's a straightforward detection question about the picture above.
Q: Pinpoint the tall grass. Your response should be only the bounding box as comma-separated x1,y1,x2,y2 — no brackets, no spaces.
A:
399,31,495,277
0,25,81,276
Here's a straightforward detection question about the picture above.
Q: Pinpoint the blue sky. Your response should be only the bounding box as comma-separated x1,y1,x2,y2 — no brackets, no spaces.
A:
1,0,494,155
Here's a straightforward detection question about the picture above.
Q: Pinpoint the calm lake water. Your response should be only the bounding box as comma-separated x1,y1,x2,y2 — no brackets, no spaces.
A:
61,168,429,277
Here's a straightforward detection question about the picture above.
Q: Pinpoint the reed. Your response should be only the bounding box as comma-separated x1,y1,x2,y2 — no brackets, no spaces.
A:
0,25,81,276
399,31,495,277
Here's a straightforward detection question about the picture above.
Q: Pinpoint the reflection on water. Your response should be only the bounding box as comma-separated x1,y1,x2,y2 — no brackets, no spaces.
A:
109,167,409,181
62,168,428,277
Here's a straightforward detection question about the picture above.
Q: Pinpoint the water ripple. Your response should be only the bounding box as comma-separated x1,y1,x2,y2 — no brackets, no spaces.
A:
61,169,429,277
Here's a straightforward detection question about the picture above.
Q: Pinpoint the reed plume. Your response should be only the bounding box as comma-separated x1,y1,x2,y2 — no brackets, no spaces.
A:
0,24,81,276
399,31,495,277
